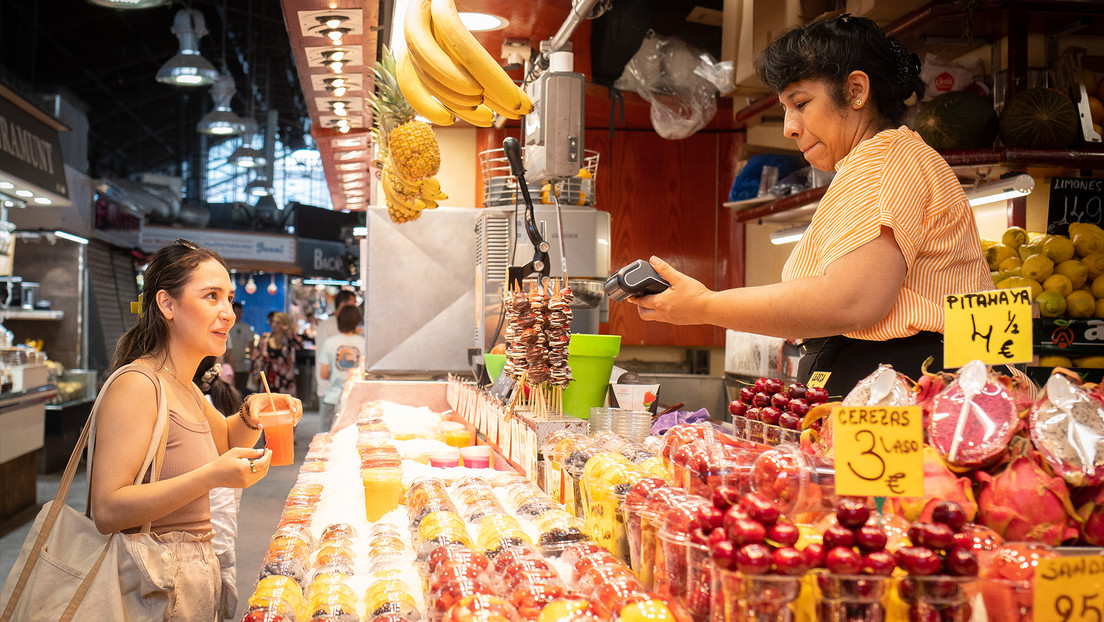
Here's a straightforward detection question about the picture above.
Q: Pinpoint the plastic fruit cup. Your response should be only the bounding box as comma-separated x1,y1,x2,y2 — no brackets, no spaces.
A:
429,448,462,468
717,569,802,622
460,445,493,469
442,428,475,448
362,468,402,522
258,408,295,466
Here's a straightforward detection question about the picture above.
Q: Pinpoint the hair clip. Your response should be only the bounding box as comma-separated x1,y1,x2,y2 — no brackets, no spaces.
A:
130,293,144,317
839,13,852,23
199,364,221,391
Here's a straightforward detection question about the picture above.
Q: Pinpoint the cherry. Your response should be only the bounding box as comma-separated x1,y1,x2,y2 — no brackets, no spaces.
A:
907,603,941,622
689,527,711,546
895,546,943,576
722,505,750,534
802,542,825,568
759,406,783,426
738,387,757,404
786,398,810,417
753,378,771,393
944,548,979,577
770,392,790,410
861,550,897,576
712,484,742,512
763,378,785,395
744,407,761,422
739,492,781,526
824,546,863,575
752,392,772,408
931,501,968,533
787,383,808,400
728,518,767,547
805,386,830,403
835,498,871,529
915,522,956,551
728,400,747,417
778,412,802,430
855,524,888,552
691,505,724,532
767,521,800,547
734,543,773,575
771,546,808,576
708,527,728,547
709,539,737,570
822,524,857,551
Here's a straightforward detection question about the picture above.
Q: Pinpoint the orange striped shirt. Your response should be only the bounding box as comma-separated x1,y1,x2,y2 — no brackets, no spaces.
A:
782,127,993,341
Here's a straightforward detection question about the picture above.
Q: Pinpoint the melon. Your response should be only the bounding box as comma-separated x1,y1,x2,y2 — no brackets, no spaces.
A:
998,87,1079,149
914,91,998,150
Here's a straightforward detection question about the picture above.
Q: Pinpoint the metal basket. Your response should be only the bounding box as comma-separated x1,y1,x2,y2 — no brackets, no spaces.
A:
478,148,599,207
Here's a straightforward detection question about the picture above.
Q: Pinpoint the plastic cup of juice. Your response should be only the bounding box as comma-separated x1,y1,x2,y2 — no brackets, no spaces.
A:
362,468,402,522
459,445,492,469
258,408,295,466
442,428,474,448
428,447,461,468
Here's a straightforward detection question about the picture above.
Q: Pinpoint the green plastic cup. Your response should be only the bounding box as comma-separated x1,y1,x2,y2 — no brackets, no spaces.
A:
484,353,507,382
561,334,621,419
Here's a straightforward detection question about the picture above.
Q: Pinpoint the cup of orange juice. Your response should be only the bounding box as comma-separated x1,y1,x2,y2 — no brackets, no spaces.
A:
362,468,402,522
258,408,296,466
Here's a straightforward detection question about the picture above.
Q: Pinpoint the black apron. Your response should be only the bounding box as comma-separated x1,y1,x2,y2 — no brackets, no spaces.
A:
796,331,944,399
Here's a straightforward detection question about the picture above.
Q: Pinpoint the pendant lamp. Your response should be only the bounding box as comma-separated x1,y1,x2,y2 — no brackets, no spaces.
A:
197,74,246,136
156,9,219,87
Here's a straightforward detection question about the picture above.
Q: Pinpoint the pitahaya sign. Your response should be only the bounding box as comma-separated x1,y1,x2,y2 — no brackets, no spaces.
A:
943,288,1033,368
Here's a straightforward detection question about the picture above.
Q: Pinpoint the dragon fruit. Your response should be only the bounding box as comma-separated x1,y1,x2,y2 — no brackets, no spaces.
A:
886,446,977,523
1075,483,1104,546
974,444,1081,546
1028,372,1104,487
927,360,1021,468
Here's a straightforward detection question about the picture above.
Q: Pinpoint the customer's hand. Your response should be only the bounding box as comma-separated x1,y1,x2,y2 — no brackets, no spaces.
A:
244,393,305,426
628,256,712,326
215,447,270,488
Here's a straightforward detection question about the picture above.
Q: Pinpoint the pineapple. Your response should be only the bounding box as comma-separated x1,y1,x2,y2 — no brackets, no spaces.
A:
370,48,441,183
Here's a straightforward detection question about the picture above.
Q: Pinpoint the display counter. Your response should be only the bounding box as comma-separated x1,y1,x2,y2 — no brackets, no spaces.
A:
0,383,57,520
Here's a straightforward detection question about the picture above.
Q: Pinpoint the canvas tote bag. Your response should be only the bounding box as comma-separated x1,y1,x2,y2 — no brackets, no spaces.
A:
0,364,175,622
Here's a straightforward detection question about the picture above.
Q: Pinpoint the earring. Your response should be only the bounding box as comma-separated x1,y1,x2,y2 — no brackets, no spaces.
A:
854,99,863,107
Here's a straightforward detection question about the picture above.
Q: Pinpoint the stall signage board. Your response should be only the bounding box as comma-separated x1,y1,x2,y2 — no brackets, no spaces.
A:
297,238,354,279
1046,176,1104,236
0,92,69,206
1034,555,1104,621
943,288,1032,368
832,405,923,498
141,226,296,263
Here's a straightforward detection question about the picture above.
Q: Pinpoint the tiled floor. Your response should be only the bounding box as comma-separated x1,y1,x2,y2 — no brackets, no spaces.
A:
0,409,325,621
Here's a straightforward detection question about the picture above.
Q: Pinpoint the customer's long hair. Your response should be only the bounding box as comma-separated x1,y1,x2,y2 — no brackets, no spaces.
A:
111,239,229,372
193,356,243,416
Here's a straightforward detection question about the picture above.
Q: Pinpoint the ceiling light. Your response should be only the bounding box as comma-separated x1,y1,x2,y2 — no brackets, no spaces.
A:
228,118,266,168
316,14,349,29
328,86,348,96
87,0,168,7
53,231,88,244
333,138,363,148
770,225,808,246
196,74,245,135
335,119,350,128
324,49,349,62
156,9,220,87
0,182,12,190
337,126,350,133
965,173,1035,207
458,12,508,31
335,164,362,172
33,197,52,205
323,59,345,73
14,190,33,198
246,177,274,197
321,28,350,43
337,151,365,161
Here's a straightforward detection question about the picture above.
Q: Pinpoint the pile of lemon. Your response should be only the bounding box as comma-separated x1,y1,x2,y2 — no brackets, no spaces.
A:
985,223,1104,319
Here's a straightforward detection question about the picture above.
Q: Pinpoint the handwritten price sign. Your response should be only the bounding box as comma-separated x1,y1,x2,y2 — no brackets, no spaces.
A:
1035,556,1104,622
832,406,923,498
943,288,1032,368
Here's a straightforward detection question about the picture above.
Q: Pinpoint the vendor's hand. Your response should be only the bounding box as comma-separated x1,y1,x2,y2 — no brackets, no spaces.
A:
216,447,270,488
243,392,305,426
628,256,712,326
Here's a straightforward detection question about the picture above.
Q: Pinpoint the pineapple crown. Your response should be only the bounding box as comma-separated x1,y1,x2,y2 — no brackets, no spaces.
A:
369,46,417,152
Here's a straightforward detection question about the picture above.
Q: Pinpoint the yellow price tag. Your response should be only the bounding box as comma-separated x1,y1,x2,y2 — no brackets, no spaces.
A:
1034,556,1104,622
943,288,1032,368
832,406,923,498
807,372,830,389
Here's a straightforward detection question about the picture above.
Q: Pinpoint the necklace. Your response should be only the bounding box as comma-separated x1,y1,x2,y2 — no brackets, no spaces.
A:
160,362,207,412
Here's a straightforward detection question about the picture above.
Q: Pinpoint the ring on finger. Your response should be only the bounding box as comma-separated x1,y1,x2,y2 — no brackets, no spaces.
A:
249,459,256,473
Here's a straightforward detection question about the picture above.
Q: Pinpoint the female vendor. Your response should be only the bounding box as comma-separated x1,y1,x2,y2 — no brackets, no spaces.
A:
630,14,994,397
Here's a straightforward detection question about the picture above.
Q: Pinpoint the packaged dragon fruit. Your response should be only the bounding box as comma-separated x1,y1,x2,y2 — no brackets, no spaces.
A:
927,360,1020,468
841,364,914,407
1029,371,1104,487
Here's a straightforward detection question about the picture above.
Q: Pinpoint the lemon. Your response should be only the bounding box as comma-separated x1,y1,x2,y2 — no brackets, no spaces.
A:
1083,253,1104,280
997,256,1022,274
1020,236,1047,261
1036,290,1067,317
1039,355,1074,367
1074,356,1104,369
1043,274,1074,297
1093,275,1104,300
985,244,1017,270
997,276,1042,300
1072,223,1104,257
1044,236,1076,263
1002,226,1028,249
1067,290,1096,318
1021,254,1055,282
1055,259,1089,289
999,266,1023,280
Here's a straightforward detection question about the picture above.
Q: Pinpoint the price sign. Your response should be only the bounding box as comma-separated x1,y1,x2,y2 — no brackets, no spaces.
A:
807,372,830,389
832,406,923,498
943,288,1032,368
1034,555,1104,622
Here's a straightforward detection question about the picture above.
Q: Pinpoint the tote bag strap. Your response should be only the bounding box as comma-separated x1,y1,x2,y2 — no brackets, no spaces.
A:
0,364,169,622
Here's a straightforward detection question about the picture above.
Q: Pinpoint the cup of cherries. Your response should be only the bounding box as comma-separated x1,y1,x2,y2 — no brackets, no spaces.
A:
728,377,829,444
809,497,897,622
893,501,980,622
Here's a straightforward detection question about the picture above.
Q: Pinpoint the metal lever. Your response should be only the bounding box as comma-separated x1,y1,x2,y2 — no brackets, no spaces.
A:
504,137,550,289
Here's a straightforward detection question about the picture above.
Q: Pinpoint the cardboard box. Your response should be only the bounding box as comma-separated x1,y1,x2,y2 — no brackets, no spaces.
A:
733,0,804,95
845,0,930,25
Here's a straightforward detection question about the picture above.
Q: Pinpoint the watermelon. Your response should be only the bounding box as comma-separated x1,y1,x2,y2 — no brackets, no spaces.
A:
914,91,998,150
998,87,1079,149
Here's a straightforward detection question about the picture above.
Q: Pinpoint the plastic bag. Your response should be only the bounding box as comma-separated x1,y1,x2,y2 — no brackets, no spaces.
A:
927,360,1019,468
613,31,730,140
1029,372,1104,486
919,52,984,102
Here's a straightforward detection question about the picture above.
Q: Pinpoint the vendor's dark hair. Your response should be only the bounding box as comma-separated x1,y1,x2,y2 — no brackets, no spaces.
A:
337,305,362,333
193,356,243,417
755,14,925,126
111,239,229,372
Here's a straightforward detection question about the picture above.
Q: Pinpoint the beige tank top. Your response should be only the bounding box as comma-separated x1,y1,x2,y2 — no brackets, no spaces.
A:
148,408,219,534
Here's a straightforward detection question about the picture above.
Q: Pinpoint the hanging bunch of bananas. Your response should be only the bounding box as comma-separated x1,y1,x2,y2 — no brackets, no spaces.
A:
399,0,533,127
369,48,449,223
